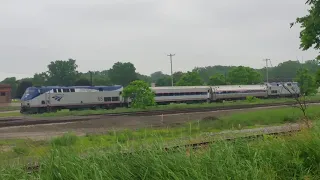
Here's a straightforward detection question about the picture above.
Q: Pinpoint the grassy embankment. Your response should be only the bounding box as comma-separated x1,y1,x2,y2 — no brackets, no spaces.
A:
0,106,20,112
1,95,320,118
1,105,320,179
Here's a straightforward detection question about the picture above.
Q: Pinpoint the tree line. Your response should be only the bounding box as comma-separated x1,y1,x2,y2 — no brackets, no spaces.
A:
0,58,319,99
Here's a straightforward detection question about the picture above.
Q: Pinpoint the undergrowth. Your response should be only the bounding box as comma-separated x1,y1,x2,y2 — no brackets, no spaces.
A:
1,124,320,179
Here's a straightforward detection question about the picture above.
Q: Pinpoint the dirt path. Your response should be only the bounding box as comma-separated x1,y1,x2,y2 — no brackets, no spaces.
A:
0,105,291,140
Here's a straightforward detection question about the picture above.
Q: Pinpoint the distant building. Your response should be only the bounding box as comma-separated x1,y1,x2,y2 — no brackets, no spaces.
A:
0,84,12,103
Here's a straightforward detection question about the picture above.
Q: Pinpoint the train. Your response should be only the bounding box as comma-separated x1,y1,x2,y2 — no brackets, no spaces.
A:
20,82,300,114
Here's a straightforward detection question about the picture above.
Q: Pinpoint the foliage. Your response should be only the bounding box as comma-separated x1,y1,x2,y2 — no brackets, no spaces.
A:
155,76,171,86
32,72,49,86
74,78,91,86
51,133,79,146
2,112,320,179
108,62,137,86
176,71,203,86
2,58,320,97
79,71,111,86
122,80,155,109
316,69,320,86
136,73,152,84
46,58,79,86
291,0,320,58
150,71,167,82
12,146,29,155
245,96,259,103
173,71,184,83
208,73,226,85
267,60,301,81
16,79,33,99
193,65,232,83
295,68,318,95
227,66,262,84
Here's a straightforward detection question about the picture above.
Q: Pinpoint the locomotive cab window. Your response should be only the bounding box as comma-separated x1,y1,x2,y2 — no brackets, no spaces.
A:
104,97,112,102
112,97,119,101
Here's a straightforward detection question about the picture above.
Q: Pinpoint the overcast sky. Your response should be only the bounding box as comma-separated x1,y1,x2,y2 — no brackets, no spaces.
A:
0,0,318,80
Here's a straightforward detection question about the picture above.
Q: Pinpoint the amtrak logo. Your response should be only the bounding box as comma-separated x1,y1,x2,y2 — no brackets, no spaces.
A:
52,94,64,101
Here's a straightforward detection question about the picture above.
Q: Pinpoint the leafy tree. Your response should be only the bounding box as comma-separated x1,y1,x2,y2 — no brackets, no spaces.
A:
32,72,49,86
78,71,112,86
173,71,185,84
316,69,320,86
122,80,155,109
304,60,320,74
75,78,91,86
136,73,152,84
16,80,33,98
47,58,78,86
291,0,320,59
1,77,18,98
108,62,137,86
295,68,318,96
156,76,172,86
268,60,301,81
227,66,262,85
176,71,203,86
208,73,226,85
150,71,168,82
193,66,232,83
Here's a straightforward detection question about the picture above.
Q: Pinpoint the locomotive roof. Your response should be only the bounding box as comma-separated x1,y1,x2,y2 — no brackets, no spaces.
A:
29,85,123,91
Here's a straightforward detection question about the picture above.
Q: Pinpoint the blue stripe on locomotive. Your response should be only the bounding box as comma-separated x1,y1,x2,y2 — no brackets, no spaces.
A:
21,85,123,101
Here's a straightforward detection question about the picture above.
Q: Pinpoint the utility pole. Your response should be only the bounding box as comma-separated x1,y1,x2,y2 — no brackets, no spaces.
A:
263,59,270,83
167,53,175,86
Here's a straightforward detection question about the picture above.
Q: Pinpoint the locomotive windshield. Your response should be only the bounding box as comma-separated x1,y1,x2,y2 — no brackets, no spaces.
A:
21,87,40,101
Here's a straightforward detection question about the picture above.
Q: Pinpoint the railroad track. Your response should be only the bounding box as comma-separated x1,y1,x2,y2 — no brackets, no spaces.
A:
23,123,304,173
0,100,319,128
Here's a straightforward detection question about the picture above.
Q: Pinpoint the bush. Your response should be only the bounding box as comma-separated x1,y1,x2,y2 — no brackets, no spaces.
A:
246,96,259,103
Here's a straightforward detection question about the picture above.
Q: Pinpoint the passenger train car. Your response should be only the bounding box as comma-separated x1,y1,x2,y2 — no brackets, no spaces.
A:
151,86,212,104
20,82,300,114
212,85,268,101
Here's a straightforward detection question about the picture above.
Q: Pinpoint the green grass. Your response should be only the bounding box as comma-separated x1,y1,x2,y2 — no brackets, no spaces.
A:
2,121,320,179
1,105,320,164
0,106,20,112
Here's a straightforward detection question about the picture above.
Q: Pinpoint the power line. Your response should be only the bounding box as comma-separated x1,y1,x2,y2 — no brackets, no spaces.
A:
167,53,175,87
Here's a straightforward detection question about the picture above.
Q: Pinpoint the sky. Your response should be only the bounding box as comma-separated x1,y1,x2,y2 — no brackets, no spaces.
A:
0,0,318,80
